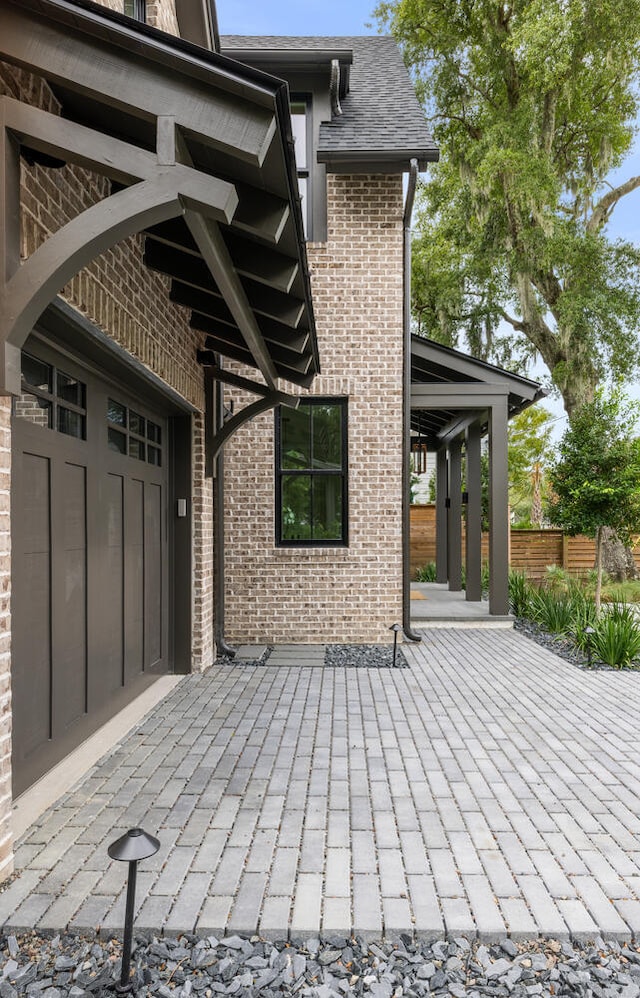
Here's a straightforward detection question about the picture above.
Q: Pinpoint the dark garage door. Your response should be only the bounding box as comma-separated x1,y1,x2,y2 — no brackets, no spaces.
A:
11,340,170,796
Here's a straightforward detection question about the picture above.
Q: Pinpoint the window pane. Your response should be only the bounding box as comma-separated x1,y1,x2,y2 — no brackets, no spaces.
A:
129,411,145,436
108,399,126,426
147,421,161,444
124,0,146,19
148,445,162,467
108,428,127,454
22,354,51,393
57,371,85,408
290,103,307,169
129,438,146,461
281,406,311,469
312,404,342,469
58,407,85,439
312,476,343,541
281,475,311,541
13,393,52,429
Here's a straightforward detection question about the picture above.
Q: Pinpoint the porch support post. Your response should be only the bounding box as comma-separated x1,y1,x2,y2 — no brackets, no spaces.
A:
435,446,448,583
488,396,509,615
448,437,463,592
465,421,482,602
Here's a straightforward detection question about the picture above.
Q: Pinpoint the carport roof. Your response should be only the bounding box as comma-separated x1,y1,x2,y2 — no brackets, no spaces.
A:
411,335,546,446
0,0,318,393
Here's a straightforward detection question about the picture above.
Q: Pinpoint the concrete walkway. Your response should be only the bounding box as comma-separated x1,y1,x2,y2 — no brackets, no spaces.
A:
4,628,640,942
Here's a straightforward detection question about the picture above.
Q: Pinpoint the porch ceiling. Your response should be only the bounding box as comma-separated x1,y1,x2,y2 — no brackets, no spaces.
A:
0,0,319,392
410,335,545,446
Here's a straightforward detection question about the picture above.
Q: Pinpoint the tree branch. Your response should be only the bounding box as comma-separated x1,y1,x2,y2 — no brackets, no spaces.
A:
588,175,640,233
498,307,527,332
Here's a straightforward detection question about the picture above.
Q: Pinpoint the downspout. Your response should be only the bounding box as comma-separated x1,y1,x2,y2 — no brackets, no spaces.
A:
402,159,422,642
214,367,236,657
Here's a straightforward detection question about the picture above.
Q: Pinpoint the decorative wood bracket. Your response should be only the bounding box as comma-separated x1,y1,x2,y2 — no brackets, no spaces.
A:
0,97,238,395
200,358,299,476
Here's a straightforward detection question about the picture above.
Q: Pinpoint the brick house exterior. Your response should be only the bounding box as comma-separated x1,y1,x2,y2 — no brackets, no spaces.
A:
218,35,437,646
0,0,436,873
223,173,406,645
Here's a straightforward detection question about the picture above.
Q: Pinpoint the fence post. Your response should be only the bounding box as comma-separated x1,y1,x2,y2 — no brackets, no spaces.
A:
562,532,569,570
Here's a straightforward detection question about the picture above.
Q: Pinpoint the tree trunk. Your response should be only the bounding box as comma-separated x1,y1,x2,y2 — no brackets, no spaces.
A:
600,526,637,582
594,525,603,615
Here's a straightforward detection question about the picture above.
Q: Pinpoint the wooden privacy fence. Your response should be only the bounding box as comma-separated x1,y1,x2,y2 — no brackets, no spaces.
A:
410,504,640,580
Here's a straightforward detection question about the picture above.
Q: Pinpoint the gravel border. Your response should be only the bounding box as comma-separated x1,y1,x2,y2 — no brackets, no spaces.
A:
2,931,640,998
217,646,408,669
324,645,408,669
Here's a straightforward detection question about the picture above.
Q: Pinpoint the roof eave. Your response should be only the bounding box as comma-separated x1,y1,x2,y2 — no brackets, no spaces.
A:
318,148,440,173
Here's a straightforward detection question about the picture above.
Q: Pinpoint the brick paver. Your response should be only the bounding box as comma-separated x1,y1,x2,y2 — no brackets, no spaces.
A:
7,628,640,940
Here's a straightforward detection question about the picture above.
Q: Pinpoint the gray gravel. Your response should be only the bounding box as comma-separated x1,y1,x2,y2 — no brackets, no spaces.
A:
218,646,408,669
1,932,639,998
324,645,408,669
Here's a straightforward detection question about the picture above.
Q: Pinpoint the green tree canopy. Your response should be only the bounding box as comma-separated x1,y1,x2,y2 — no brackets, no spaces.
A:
508,405,554,525
547,390,640,607
376,0,640,416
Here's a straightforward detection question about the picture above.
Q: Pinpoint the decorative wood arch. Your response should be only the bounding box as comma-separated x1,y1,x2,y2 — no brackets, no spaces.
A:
0,97,237,395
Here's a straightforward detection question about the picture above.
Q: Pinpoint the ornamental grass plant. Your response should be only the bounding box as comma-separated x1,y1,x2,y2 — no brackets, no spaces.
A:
511,569,640,668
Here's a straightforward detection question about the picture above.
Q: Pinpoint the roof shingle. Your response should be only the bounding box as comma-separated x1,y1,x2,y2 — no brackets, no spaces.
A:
221,35,438,170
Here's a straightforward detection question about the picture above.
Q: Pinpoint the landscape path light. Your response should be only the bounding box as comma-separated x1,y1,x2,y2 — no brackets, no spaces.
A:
584,625,596,668
389,623,402,668
108,827,160,994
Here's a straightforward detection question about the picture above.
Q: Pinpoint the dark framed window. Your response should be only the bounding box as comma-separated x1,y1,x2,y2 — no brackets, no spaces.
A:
290,98,311,238
107,397,162,466
14,352,87,439
276,399,348,546
123,0,146,22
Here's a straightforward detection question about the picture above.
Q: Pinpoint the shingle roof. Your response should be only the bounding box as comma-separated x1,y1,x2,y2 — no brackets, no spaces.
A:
221,35,438,170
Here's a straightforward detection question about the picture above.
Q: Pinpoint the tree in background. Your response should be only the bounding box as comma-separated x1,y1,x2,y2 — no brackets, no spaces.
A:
547,391,640,611
376,0,640,416
508,406,554,526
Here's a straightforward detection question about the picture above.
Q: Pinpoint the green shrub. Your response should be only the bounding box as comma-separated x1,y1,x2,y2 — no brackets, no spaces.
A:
415,561,437,582
509,570,534,617
590,614,640,668
570,591,599,650
530,588,577,634
542,564,571,593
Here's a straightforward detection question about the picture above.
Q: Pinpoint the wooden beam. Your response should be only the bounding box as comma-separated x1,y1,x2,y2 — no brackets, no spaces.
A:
197,356,301,409
0,2,277,167
197,322,312,373
0,173,234,393
170,279,304,330
209,393,300,463
184,210,279,388
233,184,290,244
1,98,239,222
411,383,510,409
146,223,299,294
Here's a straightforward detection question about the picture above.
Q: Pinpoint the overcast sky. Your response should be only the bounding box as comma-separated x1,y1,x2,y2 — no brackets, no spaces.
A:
217,0,640,433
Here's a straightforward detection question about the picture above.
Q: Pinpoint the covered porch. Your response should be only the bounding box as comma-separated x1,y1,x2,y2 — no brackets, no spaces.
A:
410,337,545,617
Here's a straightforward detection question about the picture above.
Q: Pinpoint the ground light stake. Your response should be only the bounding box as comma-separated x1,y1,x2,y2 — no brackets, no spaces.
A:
108,827,160,994
584,625,596,668
389,623,401,667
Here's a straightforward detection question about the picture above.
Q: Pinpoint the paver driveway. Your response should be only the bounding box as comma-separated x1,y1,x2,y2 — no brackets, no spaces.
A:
3,627,640,941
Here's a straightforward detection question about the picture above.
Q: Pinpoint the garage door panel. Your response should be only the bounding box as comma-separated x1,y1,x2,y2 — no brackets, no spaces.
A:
18,552,51,756
52,462,87,733
101,473,125,698
145,482,163,669
124,478,144,683
13,453,51,761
